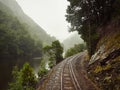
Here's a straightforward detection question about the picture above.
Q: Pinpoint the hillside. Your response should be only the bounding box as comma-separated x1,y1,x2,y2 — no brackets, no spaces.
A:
88,19,120,90
0,0,55,45
0,0,55,90
65,0,120,89
62,32,84,52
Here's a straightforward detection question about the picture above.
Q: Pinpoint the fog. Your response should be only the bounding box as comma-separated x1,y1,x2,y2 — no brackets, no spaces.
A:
16,0,73,42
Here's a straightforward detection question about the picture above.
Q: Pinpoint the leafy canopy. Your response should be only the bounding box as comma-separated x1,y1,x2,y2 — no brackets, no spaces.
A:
43,40,63,68
9,63,37,90
65,43,86,58
66,0,120,56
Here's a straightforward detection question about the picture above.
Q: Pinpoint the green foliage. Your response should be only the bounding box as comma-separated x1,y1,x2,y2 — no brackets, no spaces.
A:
0,1,55,89
9,63,37,90
37,57,49,79
65,43,86,58
41,40,63,69
66,0,120,56
0,10,43,58
8,66,23,90
20,63,37,88
43,45,52,55
0,0,56,46
52,40,63,63
48,57,55,68
38,67,48,79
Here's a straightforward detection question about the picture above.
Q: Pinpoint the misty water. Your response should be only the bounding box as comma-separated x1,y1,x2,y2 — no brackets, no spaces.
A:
0,57,41,90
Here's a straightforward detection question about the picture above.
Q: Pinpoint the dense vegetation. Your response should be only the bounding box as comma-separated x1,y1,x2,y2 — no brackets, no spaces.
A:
9,63,37,90
42,40,63,68
66,0,120,56
0,0,56,46
0,8,43,90
8,40,63,90
0,10,42,58
65,43,86,58
0,1,55,89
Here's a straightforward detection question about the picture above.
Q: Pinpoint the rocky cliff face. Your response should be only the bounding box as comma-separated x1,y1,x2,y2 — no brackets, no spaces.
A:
88,19,120,90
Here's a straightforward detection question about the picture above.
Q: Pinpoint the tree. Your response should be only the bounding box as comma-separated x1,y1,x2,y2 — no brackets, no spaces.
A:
8,66,23,90
65,43,86,58
66,0,119,56
0,10,43,58
41,40,63,69
9,63,37,90
52,40,63,63
38,66,48,79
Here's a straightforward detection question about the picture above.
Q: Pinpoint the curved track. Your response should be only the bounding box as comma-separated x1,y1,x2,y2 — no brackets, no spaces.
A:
37,53,99,90
61,55,81,90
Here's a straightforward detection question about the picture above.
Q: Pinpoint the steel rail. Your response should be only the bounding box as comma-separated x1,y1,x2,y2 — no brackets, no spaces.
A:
60,55,81,90
60,58,69,90
69,55,82,90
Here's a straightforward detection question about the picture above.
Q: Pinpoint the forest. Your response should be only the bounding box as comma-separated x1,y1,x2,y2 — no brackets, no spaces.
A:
0,10,43,58
0,0,120,90
66,0,120,56
0,1,56,89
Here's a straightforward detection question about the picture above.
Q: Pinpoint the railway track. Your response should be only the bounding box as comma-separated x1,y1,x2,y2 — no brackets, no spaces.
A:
37,52,99,90
61,55,81,90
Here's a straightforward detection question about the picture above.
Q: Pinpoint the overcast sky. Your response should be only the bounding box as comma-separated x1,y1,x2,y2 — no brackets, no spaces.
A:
16,0,75,42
